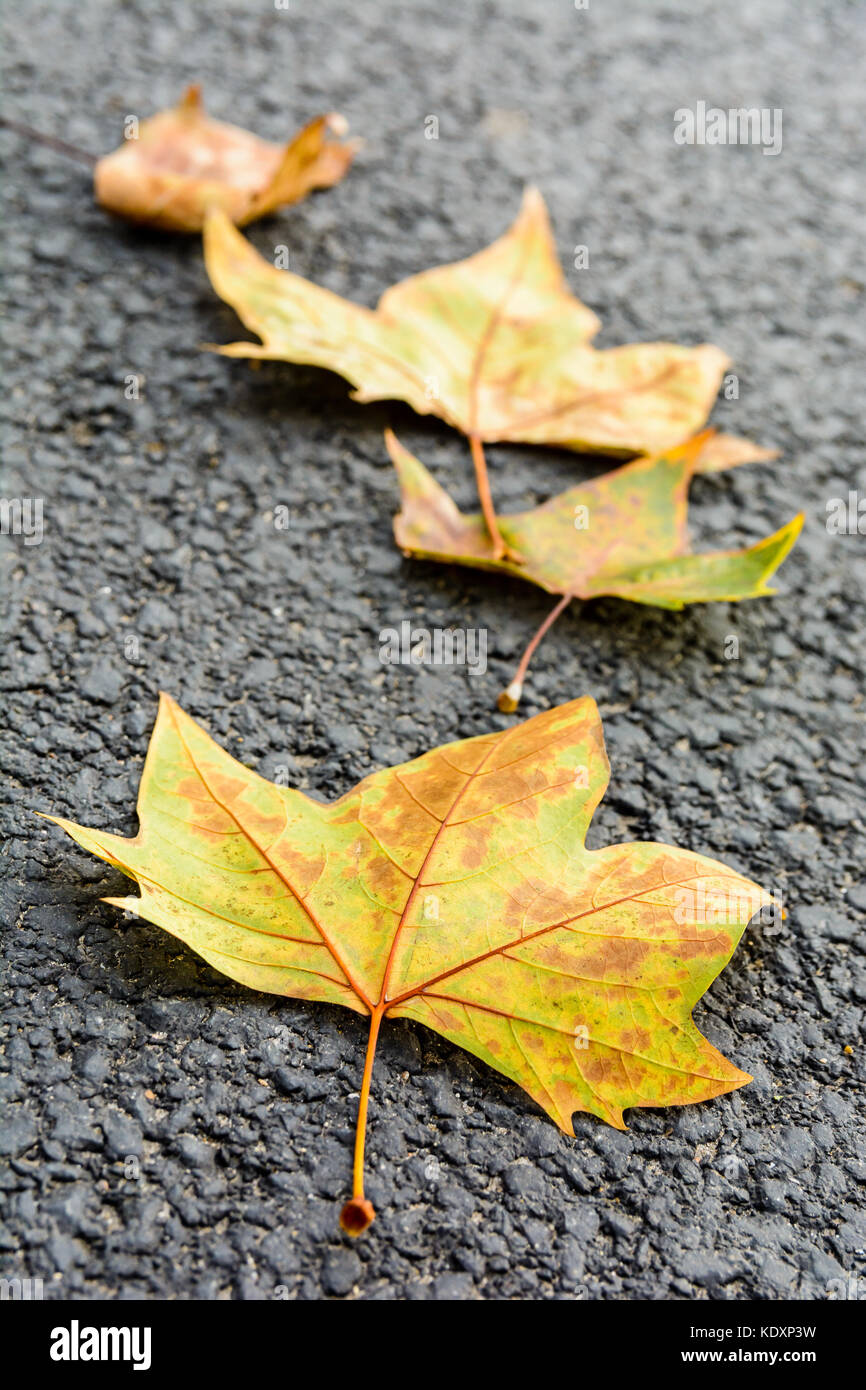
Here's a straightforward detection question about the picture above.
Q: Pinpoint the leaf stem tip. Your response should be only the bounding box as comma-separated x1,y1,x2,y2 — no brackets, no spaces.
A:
340,1197,376,1237
497,680,523,714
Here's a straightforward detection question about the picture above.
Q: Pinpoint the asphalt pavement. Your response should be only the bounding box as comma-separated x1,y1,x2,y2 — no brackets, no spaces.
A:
1,0,864,1300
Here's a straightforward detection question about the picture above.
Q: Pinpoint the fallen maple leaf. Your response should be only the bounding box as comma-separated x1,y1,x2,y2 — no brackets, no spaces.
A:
389,429,803,712
46,693,773,1236
203,187,762,558
94,84,357,232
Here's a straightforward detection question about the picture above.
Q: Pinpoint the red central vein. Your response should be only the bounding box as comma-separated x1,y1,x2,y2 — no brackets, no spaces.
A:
467,231,535,434
376,724,525,1007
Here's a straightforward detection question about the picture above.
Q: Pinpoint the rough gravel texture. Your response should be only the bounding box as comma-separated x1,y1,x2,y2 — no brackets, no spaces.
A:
1,0,864,1302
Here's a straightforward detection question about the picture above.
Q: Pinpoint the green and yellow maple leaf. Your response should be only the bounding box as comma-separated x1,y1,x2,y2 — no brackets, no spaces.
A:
47,694,772,1235
389,429,802,710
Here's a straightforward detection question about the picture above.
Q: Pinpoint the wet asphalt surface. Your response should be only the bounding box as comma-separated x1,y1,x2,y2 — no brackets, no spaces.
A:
1,0,864,1300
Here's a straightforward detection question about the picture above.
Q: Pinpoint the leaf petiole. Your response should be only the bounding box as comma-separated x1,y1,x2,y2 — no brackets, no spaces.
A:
469,433,523,564
0,116,98,167
498,591,575,712
339,1004,383,1236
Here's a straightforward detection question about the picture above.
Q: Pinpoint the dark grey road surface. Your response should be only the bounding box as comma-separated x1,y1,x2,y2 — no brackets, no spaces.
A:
1,0,864,1301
